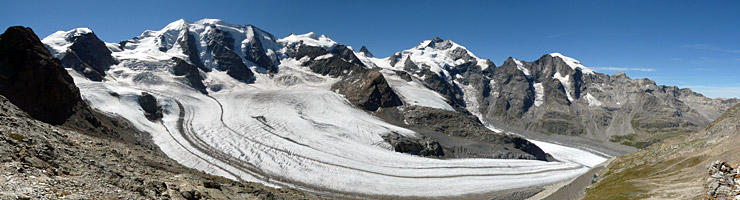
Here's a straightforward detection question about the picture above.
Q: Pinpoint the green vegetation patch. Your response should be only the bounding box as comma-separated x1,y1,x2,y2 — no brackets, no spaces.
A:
9,133,24,142
584,163,653,200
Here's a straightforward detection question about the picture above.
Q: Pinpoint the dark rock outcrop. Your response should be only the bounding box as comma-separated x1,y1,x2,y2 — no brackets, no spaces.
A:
0,26,85,125
177,26,208,72
244,26,278,74
171,58,206,93
402,106,548,161
489,58,535,121
420,68,466,108
330,44,365,66
294,45,363,77
402,56,419,73
359,46,374,57
388,52,402,67
332,69,403,111
138,92,163,121
59,30,117,81
292,44,402,111
382,132,444,157
205,29,255,83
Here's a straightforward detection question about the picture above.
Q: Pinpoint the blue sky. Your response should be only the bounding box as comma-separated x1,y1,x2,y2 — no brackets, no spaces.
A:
2,0,739,98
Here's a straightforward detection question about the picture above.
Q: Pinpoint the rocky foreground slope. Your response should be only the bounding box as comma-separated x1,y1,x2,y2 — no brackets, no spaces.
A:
583,102,740,199
0,26,312,199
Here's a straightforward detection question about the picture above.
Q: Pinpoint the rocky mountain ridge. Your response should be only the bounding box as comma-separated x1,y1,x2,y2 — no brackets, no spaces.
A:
358,37,738,149
487,54,739,148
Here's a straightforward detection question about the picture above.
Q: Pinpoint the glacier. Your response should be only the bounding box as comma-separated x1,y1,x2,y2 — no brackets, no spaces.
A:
45,19,610,198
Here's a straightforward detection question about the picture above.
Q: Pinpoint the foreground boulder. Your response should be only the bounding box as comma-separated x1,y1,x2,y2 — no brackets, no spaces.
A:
704,161,740,199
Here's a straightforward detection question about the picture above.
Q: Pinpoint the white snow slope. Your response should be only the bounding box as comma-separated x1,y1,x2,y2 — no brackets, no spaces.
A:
44,19,609,198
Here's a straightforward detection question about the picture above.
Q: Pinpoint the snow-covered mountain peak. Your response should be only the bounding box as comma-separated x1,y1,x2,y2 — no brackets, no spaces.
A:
419,37,456,50
278,32,337,49
41,27,95,58
194,18,234,26
113,19,282,72
162,19,189,30
358,46,374,58
548,52,595,75
390,37,491,74
69,27,92,35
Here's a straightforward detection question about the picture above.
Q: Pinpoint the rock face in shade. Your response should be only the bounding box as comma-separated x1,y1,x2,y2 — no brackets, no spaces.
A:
177,25,208,72
205,29,255,83
359,46,374,57
59,30,117,81
170,58,206,93
0,26,84,125
243,26,279,74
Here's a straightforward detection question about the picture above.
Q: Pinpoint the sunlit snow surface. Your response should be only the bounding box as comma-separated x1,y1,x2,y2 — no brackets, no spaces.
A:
50,21,609,197
549,53,595,75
